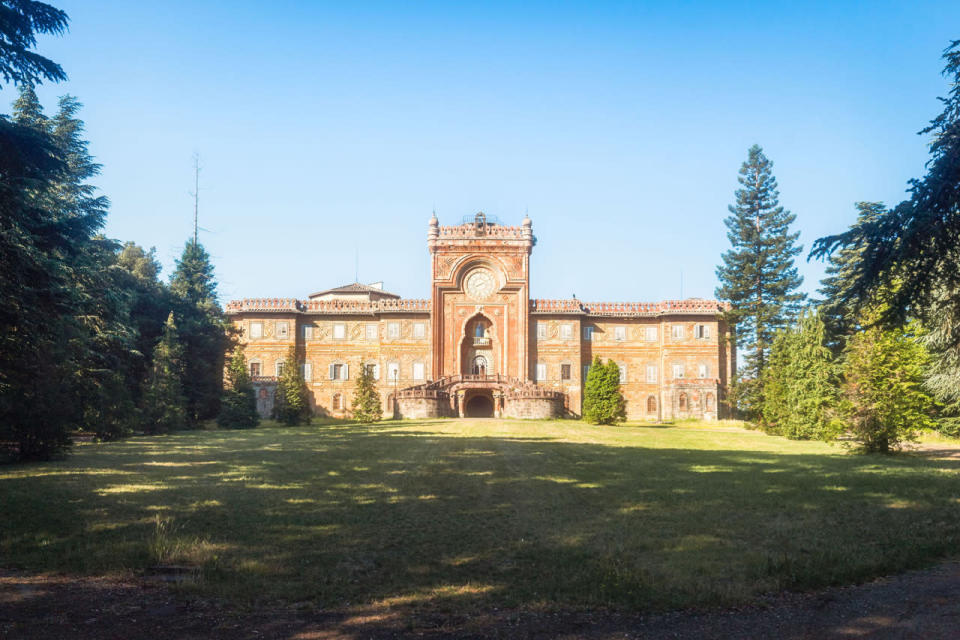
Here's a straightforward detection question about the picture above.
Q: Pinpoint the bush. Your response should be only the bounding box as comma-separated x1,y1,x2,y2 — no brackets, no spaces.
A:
274,346,310,425
352,361,382,424
217,346,259,430
583,356,626,425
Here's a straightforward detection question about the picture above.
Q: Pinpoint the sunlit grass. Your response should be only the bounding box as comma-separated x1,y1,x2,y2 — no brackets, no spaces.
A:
1,418,959,613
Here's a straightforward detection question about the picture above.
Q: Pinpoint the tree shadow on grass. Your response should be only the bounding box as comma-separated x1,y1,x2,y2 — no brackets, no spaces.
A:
2,422,959,620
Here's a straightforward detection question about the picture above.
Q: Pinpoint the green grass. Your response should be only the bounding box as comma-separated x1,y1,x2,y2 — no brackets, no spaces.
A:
2,418,959,613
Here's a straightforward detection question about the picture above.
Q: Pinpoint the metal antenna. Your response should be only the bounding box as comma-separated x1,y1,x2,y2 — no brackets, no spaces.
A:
680,270,684,299
355,244,359,283
190,153,200,245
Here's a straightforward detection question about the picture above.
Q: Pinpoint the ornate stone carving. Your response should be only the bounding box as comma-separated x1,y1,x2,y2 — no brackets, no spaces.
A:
465,268,497,301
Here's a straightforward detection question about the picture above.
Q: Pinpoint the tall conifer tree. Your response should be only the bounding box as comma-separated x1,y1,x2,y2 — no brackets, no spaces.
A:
716,144,805,416
141,313,187,434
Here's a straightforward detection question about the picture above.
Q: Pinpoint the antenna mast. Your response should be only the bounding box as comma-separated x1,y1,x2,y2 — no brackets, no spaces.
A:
191,153,200,245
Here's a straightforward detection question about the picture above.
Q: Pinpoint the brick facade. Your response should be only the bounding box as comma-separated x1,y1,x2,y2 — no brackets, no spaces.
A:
226,214,734,421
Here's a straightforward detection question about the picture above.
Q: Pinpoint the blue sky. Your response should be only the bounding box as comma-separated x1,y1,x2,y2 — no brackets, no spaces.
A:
16,1,960,303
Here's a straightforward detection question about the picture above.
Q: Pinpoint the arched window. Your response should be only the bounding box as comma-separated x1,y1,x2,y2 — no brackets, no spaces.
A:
705,393,715,411
647,396,657,413
472,355,488,375
678,392,688,411
332,393,342,411
475,322,486,338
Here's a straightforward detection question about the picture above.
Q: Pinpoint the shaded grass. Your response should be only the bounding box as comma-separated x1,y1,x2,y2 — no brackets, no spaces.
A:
2,418,959,613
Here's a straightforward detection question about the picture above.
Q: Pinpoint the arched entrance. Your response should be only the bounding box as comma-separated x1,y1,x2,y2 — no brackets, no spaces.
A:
465,392,494,417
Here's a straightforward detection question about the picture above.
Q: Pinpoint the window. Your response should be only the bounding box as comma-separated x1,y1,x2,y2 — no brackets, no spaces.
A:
365,363,380,380
672,363,685,379
647,396,657,413
537,322,547,339
413,322,426,339
302,362,312,382
333,323,346,340
645,326,657,341
250,322,263,339
678,392,688,411
695,324,711,339
705,393,716,411
475,322,486,338
332,393,343,411
250,361,261,377
561,364,571,380
583,326,594,341
560,324,573,340
646,364,657,383
614,326,627,342
302,324,313,340
276,321,289,339
412,362,425,380
388,322,400,339
583,365,590,380
329,363,349,380
672,324,685,340
387,362,400,382
698,363,709,378
365,323,378,341
536,363,547,381
618,364,626,384
276,361,285,376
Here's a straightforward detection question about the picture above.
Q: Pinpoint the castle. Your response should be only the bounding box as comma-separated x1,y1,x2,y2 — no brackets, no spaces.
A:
226,213,735,420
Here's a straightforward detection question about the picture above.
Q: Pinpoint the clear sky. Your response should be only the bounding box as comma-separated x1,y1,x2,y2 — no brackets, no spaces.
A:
15,1,960,304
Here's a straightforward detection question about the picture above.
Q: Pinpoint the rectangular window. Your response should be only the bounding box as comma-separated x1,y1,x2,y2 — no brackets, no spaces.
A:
583,326,594,341
413,322,426,339
672,364,685,379
618,365,627,383
645,326,657,341
387,362,400,382
614,326,627,342
695,324,711,339
646,364,657,383
276,321,289,339
250,322,263,339
698,364,709,378
276,361,285,376
329,363,349,380
302,324,313,340
250,362,261,377
366,323,378,341
412,362,425,380
561,364,571,380
302,362,312,382
388,322,400,339
537,322,547,339
365,363,380,380
560,324,573,340
536,363,547,381
333,323,346,340
672,325,685,340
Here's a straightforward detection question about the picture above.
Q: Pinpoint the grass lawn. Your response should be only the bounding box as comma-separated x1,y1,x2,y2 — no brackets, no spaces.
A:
2,418,959,614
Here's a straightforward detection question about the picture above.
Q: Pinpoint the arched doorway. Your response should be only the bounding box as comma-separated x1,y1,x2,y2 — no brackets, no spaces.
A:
465,393,494,417
472,355,488,375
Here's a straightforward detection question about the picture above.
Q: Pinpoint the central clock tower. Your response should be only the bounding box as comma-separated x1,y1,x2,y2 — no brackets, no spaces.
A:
428,212,534,381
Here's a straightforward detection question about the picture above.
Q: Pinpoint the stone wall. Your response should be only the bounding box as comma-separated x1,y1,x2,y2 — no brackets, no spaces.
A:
396,395,448,419
502,396,562,419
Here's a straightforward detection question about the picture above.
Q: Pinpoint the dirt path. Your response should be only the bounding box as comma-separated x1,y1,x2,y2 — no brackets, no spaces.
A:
3,560,960,639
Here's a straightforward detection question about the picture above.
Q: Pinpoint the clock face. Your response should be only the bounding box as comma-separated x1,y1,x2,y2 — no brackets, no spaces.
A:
465,269,497,300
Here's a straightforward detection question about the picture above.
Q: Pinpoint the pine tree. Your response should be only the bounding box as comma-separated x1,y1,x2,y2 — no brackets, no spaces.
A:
582,356,626,425
218,345,259,430
274,346,309,425
761,310,841,440
352,361,383,424
0,1,68,88
716,144,805,417
141,313,187,434
840,320,936,453
170,239,227,424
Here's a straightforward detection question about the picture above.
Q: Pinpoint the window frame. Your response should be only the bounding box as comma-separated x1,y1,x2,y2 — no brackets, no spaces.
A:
332,323,346,340
413,322,426,339
614,326,627,342
646,364,657,383
276,321,289,339
249,322,263,339
387,322,401,339
561,363,572,380
412,362,425,381
537,322,547,339
560,324,573,340
536,363,547,381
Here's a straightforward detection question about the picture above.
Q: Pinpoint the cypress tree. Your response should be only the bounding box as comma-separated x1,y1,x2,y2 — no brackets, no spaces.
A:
141,313,188,434
352,361,383,424
274,346,310,425
716,144,805,417
170,239,227,424
582,356,626,425
218,345,259,430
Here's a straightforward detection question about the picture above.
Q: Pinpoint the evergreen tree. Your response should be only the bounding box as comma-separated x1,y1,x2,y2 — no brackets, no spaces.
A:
582,356,626,425
352,361,383,424
0,0,68,88
141,313,187,434
840,320,936,453
274,346,309,425
761,310,841,440
218,345,259,430
716,144,805,417
170,239,227,424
